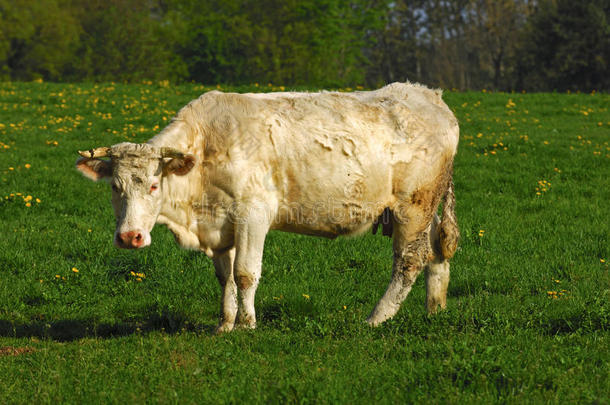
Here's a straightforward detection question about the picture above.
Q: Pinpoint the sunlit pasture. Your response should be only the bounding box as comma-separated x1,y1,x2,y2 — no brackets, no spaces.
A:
0,81,607,403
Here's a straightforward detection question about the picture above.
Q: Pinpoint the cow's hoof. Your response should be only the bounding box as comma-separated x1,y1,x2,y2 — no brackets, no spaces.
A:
236,313,256,330
426,299,447,315
215,323,235,334
235,321,256,330
366,307,393,327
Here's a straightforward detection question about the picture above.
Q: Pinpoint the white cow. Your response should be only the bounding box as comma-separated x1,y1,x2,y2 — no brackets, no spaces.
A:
76,82,460,331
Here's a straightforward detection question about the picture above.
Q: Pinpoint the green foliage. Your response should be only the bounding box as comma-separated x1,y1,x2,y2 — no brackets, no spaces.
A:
0,82,608,402
65,0,184,82
0,0,608,90
366,0,425,86
0,0,80,81
0,0,182,82
171,0,383,86
519,0,610,91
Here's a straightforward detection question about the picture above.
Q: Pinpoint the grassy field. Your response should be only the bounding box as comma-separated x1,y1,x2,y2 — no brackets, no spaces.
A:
0,81,608,403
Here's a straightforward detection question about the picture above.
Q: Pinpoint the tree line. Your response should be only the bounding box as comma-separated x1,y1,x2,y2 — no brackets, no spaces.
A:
0,0,608,91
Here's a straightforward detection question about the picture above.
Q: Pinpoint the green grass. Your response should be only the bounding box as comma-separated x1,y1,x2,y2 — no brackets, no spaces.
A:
0,82,608,403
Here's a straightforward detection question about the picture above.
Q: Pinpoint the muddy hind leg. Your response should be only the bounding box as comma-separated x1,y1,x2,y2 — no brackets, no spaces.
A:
425,214,450,314
367,217,433,326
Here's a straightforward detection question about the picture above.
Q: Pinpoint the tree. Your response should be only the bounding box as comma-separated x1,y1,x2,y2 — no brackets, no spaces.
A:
66,0,180,82
0,0,80,80
519,0,610,91
366,0,426,86
170,0,385,86
465,0,533,90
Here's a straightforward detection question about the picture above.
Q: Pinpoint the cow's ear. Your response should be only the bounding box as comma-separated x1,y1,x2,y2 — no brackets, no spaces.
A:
164,154,196,176
76,158,112,181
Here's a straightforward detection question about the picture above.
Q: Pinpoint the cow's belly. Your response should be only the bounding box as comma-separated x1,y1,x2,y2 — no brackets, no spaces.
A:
272,200,384,238
270,147,394,238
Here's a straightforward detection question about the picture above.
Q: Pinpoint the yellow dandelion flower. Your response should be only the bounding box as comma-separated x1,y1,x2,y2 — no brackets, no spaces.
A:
72,267,79,273
24,195,32,202
35,198,41,203
302,294,310,299
24,163,31,169
601,259,606,263
25,202,31,207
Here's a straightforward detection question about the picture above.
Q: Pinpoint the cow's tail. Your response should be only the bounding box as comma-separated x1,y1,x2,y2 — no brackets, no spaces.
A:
439,174,459,260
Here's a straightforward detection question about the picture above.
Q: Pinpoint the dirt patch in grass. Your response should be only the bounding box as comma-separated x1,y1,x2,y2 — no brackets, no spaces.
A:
0,346,36,356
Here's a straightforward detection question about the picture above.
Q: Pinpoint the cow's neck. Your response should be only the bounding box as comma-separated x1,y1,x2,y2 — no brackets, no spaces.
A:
148,123,207,249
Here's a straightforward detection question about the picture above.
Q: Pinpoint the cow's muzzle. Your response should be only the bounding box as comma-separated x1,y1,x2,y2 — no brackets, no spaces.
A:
116,230,148,249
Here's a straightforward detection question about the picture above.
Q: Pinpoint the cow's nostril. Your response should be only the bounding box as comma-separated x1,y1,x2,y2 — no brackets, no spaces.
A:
117,231,144,248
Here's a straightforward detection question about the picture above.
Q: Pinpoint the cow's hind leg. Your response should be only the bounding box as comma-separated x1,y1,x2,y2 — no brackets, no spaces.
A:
425,214,450,314
213,248,238,333
367,217,432,326
425,259,449,314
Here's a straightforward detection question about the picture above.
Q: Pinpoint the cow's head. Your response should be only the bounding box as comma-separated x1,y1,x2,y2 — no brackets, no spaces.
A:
76,142,196,249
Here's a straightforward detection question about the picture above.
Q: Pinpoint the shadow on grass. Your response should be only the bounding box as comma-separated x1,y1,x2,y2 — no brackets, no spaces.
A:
0,308,215,342
542,311,608,336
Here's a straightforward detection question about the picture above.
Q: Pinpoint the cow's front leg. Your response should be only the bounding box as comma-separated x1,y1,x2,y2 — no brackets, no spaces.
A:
212,247,237,333
233,207,270,329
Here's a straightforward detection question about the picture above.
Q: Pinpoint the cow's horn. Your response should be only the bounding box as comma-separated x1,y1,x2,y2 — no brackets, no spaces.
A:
78,147,111,158
160,147,185,158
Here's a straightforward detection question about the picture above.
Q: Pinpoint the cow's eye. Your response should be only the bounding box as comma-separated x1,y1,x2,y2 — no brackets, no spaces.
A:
150,184,159,192
111,184,120,193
